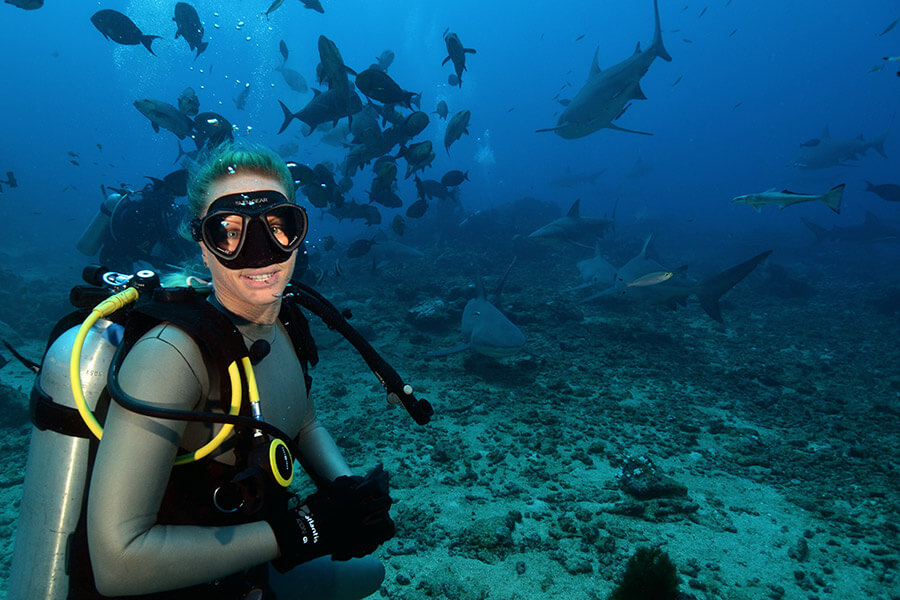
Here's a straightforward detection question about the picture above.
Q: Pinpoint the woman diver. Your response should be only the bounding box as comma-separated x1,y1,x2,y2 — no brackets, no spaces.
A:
72,142,394,599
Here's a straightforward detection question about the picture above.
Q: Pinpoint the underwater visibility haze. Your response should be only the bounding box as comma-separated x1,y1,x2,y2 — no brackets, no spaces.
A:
0,1,899,598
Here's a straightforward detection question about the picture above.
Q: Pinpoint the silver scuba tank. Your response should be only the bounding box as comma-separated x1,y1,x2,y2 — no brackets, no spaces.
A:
75,193,123,257
8,320,120,600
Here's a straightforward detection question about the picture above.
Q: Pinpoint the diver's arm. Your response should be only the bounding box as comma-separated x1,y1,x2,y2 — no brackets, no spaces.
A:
294,417,353,482
87,326,280,596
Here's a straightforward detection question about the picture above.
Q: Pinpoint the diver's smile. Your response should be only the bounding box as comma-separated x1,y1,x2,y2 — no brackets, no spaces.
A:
241,268,281,288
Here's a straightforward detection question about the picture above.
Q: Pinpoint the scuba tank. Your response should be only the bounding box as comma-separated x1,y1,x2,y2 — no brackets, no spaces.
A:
76,192,125,257
8,319,120,600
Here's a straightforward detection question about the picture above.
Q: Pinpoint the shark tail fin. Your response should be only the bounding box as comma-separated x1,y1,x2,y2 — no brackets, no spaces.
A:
821,184,845,214
651,0,672,62
696,250,772,323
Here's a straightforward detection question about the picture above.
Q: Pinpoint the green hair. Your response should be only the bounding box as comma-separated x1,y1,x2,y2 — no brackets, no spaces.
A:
186,141,295,217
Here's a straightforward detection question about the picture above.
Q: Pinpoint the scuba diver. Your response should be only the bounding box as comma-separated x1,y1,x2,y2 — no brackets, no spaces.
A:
77,179,198,273
10,142,429,599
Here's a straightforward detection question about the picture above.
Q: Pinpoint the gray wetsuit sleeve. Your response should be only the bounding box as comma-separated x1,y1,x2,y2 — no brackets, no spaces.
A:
86,324,280,596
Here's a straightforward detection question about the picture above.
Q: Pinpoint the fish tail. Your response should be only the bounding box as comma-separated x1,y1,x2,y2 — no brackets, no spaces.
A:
277,100,295,134
821,184,845,214
142,35,161,56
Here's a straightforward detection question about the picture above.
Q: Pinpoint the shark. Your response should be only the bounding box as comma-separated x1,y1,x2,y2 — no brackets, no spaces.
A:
732,184,844,214
791,122,891,170
528,198,614,247
427,259,526,359
802,212,900,243
577,235,771,322
536,0,671,139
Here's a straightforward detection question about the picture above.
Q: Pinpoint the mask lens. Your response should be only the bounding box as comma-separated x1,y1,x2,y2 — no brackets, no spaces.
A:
205,213,248,258
265,205,307,251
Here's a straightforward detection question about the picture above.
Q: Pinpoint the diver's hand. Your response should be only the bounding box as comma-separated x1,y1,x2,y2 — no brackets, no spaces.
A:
329,464,396,561
267,465,395,571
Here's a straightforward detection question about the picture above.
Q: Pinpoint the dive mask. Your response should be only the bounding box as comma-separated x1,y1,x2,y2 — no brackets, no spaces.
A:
191,190,308,270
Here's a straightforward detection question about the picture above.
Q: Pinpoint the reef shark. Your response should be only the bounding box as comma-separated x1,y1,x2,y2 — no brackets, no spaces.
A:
578,235,771,322
427,259,525,359
536,0,671,139
791,122,891,170
802,212,900,243
528,198,614,247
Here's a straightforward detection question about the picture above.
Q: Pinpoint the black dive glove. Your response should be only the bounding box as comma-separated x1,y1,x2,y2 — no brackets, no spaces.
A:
267,464,395,572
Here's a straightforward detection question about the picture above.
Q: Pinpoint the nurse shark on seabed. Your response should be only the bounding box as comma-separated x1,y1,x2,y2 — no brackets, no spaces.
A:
573,235,772,323
427,259,526,359
791,119,892,170
536,0,671,139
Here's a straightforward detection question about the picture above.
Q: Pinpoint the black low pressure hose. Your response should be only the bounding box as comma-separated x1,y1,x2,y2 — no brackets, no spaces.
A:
287,282,434,426
106,339,304,462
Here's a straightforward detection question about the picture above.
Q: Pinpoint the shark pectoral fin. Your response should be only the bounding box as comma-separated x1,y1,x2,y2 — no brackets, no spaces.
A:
632,83,647,100
608,123,654,136
535,125,566,133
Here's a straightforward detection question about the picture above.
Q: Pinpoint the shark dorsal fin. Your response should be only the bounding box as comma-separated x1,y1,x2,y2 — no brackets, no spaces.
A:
633,41,642,55
640,233,653,257
590,47,602,76
567,198,581,218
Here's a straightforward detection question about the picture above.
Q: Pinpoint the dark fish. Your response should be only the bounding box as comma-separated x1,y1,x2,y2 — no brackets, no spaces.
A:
800,138,820,147
5,0,43,9
442,30,476,87
415,177,451,200
575,34,585,41
447,73,459,87
368,189,403,208
879,19,899,36
173,2,208,58
91,9,160,55
683,38,693,43
444,109,471,154
321,235,337,251
97,143,103,151
433,100,449,120
194,112,234,148
234,83,251,110
0,171,18,190
264,0,286,19
396,140,435,178
277,90,363,135
145,168,189,197
279,39,289,63
301,0,324,13
391,214,405,236
70,159,80,166
134,99,194,139
406,198,428,218
286,161,317,187
355,68,418,108
558,98,571,106
178,87,200,117
67,151,79,157
441,170,469,187
317,35,354,94
698,6,707,17
729,29,738,37
864,180,900,203
671,75,683,86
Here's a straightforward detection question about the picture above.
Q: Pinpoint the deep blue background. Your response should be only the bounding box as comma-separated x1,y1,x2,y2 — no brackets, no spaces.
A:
1,0,897,267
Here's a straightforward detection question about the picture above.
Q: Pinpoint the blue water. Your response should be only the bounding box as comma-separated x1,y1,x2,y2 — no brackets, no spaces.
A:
2,0,897,249
1,1,899,597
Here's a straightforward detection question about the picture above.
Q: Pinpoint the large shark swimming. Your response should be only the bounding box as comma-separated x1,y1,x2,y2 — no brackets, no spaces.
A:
572,236,771,322
536,0,671,139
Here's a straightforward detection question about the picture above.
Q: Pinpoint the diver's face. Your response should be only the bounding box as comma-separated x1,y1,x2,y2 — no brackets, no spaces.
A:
200,171,296,323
